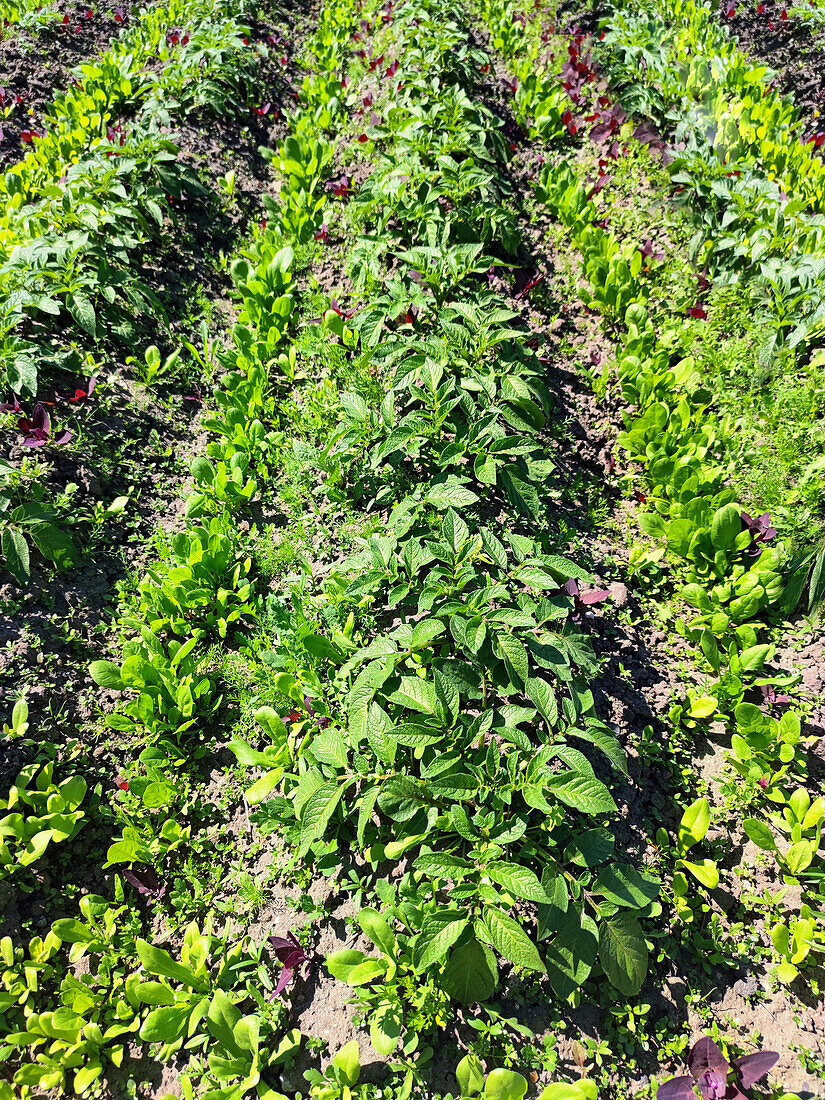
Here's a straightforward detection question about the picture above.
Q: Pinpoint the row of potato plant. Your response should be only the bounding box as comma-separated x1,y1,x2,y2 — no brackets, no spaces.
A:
78,0,597,1092
477,0,825,987
0,0,278,585
0,0,351,1095
0,0,268,399
217,0,659,1080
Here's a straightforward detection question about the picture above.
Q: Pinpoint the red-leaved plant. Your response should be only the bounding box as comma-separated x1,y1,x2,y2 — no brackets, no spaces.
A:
658,1037,779,1100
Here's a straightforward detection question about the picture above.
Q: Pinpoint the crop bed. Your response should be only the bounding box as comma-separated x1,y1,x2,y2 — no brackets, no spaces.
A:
1,0,825,1098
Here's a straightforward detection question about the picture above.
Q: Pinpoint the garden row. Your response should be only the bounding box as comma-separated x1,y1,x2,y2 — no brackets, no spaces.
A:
3,0,660,1095
0,0,284,588
1,0,824,1096
481,0,825,1049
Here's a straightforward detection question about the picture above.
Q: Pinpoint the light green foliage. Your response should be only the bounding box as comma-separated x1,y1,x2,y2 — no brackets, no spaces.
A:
0,758,86,878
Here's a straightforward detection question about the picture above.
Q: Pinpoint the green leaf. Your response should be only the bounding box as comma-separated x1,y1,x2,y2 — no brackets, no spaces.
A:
356,785,381,849
679,797,710,850
207,990,243,1058
414,852,473,877
298,780,350,857
743,817,777,852
543,908,597,1001
598,912,648,996
441,937,497,1004
139,1003,194,1043
784,841,814,875
678,858,719,889
412,910,468,972
456,1054,485,1097
332,1039,360,1086
89,660,124,690
385,676,437,714
358,909,396,956
483,909,545,973
710,502,741,551
591,865,660,909
370,1002,403,1055
499,465,542,521
135,981,176,1006
545,772,616,815
425,477,479,510
525,677,558,728
69,293,96,336
442,508,470,552
1,527,29,584
569,725,628,776
485,861,553,904
483,1069,529,1100
136,939,205,992
539,1082,597,1099
29,523,75,565
325,950,387,986
496,631,529,686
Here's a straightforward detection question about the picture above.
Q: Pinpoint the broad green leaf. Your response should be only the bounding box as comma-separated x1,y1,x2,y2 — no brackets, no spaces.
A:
298,780,350,857
678,798,710,850
591,865,660,909
525,677,558,728
686,695,717,719
543,908,597,1001
325,950,387,986
710,503,741,551
442,508,470,552
89,660,124,690
539,1081,598,1099
332,1039,360,1085
678,859,719,889
598,912,648,996
496,631,529,686
486,861,553,904
69,293,96,336
370,1002,403,1055
483,909,545,973
136,939,205,991
139,1003,194,1043
385,677,437,714
545,772,616,815
483,1068,529,1100
414,852,473,878
412,910,468,972
441,937,497,1004
784,841,814,875
358,909,396,956
1,527,29,585
135,981,176,1006
456,1055,485,1097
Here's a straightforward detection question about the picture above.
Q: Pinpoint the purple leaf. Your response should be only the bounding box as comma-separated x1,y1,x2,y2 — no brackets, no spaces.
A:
657,1078,697,1100
697,1069,728,1100
32,402,50,434
269,931,308,997
634,120,663,146
123,865,167,899
733,1051,779,1088
579,588,611,606
689,1040,728,1082
273,963,295,996
52,429,74,445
